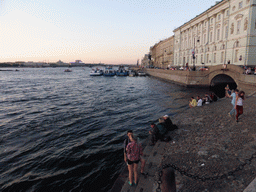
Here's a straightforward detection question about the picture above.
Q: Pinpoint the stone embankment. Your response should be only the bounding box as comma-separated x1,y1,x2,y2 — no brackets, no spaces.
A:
111,92,256,192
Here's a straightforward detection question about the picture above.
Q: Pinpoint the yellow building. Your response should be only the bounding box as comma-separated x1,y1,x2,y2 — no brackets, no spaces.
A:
150,36,174,68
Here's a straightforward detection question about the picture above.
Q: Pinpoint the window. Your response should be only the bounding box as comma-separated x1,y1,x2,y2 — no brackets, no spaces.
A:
204,34,206,44
218,14,221,20
196,55,198,64
231,23,234,34
235,50,239,62
205,21,207,26
237,20,241,34
225,25,229,38
207,54,209,63
214,53,216,63
210,32,212,42
211,18,213,23
221,52,224,63
244,18,248,30
236,41,239,47
233,6,236,11
217,29,220,40
226,10,229,16
239,1,243,9
201,54,203,63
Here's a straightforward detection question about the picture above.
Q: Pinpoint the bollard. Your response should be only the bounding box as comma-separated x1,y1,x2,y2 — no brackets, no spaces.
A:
161,167,176,192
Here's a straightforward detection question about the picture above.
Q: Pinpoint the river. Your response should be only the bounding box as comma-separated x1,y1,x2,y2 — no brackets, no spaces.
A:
0,67,209,191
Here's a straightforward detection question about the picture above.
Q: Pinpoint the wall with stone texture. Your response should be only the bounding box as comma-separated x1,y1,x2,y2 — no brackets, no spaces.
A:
146,64,256,93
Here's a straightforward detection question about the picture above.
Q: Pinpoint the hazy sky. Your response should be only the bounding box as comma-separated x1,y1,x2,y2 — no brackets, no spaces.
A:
1,0,217,64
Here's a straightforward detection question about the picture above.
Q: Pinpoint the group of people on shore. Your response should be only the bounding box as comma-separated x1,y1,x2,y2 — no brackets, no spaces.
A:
243,66,256,75
189,92,218,108
227,87,245,122
123,115,177,186
149,115,176,145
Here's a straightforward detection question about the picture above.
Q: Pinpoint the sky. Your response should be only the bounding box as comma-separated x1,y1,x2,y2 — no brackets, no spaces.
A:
1,0,218,64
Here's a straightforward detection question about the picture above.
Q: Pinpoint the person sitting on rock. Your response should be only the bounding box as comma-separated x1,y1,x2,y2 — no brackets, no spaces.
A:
203,94,212,104
189,97,197,108
197,96,203,106
210,92,218,102
157,118,168,140
162,115,175,132
149,123,160,145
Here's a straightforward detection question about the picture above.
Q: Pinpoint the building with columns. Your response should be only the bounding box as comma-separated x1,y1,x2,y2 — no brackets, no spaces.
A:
173,0,256,67
150,36,174,68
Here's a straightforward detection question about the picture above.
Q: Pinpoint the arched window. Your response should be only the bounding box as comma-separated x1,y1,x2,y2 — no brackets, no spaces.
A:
231,23,234,34
236,41,239,47
237,20,241,34
244,18,248,30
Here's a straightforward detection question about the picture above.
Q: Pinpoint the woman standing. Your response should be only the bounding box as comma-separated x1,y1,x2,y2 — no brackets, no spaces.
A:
235,91,245,122
225,84,230,97
126,134,143,186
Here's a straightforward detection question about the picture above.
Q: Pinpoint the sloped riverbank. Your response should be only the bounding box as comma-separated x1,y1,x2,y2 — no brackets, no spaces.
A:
112,93,256,192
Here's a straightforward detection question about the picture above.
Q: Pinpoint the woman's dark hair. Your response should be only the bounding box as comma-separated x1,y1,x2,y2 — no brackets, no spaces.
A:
238,91,245,100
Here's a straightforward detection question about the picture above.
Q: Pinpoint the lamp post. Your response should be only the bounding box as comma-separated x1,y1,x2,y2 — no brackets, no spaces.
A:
192,37,199,71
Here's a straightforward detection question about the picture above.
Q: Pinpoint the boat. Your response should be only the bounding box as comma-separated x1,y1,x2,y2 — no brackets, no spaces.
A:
138,71,146,76
128,70,136,77
103,66,116,76
64,69,72,72
116,66,128,76
90,68,103,76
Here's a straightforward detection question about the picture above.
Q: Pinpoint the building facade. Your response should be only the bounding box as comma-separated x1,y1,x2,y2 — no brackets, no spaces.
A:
173,0,256,67
150,36,174,68
141,54,153,67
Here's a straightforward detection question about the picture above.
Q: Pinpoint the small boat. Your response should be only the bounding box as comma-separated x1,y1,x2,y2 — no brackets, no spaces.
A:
138,71,146,76
64,69,72,72
90,68,103,76
116,66,128,76
129,70,136,77
103,66,116,76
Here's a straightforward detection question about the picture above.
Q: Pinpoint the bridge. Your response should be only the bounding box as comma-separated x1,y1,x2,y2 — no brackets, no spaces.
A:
145,65,256,95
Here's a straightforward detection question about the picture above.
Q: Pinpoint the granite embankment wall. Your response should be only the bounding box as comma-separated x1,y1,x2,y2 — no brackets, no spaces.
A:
145,65,256,94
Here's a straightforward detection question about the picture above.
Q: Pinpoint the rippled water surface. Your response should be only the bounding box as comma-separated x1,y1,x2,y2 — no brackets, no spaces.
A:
0,67,209,192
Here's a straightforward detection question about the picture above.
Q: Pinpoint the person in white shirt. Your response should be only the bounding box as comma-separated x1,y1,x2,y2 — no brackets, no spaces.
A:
197,96,203,106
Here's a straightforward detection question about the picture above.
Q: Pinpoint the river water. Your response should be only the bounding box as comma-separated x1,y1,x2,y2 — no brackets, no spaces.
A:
0,67,209,192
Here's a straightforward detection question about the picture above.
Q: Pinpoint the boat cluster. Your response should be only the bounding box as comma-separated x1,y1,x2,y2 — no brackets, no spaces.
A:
89,66,146,77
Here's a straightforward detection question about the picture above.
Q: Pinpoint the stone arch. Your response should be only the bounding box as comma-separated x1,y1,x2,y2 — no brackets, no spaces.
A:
210,74,237,97
210,74,237,87
208,65,244,97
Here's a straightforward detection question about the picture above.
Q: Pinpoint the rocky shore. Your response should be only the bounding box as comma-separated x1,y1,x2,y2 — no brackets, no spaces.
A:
112,92,256,192
162,93,256,191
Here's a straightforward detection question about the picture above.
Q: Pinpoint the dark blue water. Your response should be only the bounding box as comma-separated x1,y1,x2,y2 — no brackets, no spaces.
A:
0,67,208,192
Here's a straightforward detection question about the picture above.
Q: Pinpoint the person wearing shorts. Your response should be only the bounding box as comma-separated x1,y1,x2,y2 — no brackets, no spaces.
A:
126,134,143,186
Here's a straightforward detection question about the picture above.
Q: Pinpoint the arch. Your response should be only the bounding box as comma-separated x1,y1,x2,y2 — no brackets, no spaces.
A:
210,74,237,97
210,74,236,86
208,65,244,87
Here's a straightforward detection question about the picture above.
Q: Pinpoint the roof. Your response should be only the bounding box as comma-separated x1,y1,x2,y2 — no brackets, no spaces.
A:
173,0,225,32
